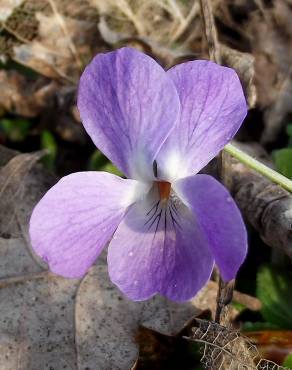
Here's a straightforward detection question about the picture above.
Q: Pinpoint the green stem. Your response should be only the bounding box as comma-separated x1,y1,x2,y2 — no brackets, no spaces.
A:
224,143,292,193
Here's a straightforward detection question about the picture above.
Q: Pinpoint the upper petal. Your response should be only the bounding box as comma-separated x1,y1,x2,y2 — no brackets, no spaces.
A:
107,184,214,302
77,47,180,181
175,174,248,281
29,171,146,278
156,60,247,180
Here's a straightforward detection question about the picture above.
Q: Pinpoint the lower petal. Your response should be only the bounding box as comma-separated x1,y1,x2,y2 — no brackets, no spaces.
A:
175,174,248,281
29,172,145,278
107,187,214,302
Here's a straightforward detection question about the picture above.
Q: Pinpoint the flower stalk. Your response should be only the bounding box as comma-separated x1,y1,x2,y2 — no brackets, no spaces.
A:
224,143,292,193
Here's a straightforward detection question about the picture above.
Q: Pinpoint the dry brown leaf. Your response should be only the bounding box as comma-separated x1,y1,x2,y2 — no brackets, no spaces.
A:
0,148,56,239
0,273,79,370
0,70,58,117
0,144,18,166
0,237,43,278
12,12,94,81
1,0,102,81
75,264,208,370
221,45,257,108
247,0,292,143
223,142,292,259
247,0,292,107
0,146,79,370
0,0,25,22
0,146,207,369
91,0,202,45
0,146,252,369
261,68,292,145
75,265,140,370
75,264,255,369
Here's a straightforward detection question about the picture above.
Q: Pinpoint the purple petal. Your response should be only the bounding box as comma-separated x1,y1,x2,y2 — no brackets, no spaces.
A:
77,47,180,181
107,185,214,302
29,172,144,278
175,174,247,281
156,60,247,180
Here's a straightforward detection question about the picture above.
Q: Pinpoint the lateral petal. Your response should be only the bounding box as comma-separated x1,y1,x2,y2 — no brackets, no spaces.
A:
29,172,145,278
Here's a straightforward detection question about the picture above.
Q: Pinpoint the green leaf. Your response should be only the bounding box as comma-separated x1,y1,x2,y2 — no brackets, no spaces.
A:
283,353,292,369
231,301,246,312
40,130,57,170
286,124,292,147
0,118,31,142
88,150,124,177
256,265,292,329
100,162,124,177
87,150,108,171
286,124,292,138
242,321,280,332
272,148,292,179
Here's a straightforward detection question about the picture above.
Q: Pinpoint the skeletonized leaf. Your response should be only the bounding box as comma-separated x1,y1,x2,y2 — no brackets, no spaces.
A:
187,319,289,370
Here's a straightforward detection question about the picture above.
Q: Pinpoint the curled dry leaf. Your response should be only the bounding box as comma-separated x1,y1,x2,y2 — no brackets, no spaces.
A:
221,45,257,108
224,142,292,260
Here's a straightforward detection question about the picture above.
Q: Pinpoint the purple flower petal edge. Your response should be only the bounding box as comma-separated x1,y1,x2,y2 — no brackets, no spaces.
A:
156,60,247,180
175,174,248,281
29,171,142,278
77,47,180,181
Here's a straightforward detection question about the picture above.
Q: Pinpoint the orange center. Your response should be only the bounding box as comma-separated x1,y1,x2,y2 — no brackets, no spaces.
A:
157,181,171,201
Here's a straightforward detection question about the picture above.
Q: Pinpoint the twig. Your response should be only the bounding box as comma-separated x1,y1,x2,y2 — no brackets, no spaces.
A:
199,0,221,63
2,23,32,44
214,278,234,323
171,0,200,43
167,0,185,24
0,271,50,289
208,281,262,312
47,0,83,71
114,0,146,36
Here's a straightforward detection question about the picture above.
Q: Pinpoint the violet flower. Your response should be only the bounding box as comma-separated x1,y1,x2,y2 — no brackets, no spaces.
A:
29,47,248,302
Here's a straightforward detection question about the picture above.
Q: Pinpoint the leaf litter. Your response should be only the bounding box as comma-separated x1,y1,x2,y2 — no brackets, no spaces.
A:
1,0,292,368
